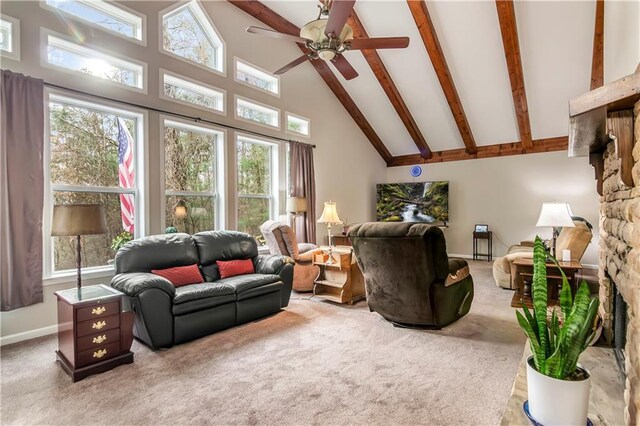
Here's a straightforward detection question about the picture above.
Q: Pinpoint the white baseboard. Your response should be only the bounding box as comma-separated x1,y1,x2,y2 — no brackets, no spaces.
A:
0,325,58,347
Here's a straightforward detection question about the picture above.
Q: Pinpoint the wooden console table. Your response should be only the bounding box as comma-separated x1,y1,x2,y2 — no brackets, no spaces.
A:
313,247,365,305
473,231,493,261
511,258,582,309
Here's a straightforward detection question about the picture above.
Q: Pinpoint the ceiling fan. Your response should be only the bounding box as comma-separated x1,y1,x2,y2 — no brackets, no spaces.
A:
246,0,410,80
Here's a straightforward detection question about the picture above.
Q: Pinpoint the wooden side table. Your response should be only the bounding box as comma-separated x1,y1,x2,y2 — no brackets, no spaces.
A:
511,259,582,309
313,247,365,305
473,231,493,261
54,284,134,382
332,235,351,246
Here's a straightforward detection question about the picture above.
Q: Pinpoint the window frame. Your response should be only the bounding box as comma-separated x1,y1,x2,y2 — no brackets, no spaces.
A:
41,0,146,46
285,112,311,138
234,57,280,98
234,95,281,130
159,68,226,116
43,89,149,280
235,133,279,234
42,29,148,94
160,116,227,232
159,0,226,77
0,14,20,61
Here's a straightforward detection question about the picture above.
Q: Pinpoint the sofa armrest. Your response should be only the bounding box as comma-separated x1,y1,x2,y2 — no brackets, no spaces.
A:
296,248,323,264
110,272,176,298
254,254,293,275
445,258,471,287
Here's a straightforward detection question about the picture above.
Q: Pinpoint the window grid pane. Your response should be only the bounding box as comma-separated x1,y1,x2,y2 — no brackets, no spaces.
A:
236,98,279,127
163,73,223,112
236,60,278,95
165,195,215,234
237,196,270,243
47,35,143,89
0,19,12,52
287,114,310,136
164,125,216,193
237,140,271,195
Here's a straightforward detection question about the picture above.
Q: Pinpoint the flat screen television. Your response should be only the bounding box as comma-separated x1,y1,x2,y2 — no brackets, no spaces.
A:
376,181,449,223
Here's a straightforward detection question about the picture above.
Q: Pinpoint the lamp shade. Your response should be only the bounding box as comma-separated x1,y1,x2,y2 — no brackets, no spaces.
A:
51,204,108,236
286,197,308,213
317,201,342,224
535,202,575,228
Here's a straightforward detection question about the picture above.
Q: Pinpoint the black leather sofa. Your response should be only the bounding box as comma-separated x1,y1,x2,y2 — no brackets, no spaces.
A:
110,231,294,348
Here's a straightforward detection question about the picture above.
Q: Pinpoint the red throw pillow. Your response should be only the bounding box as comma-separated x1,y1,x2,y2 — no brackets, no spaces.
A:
217,259,254,279
151,264,203,287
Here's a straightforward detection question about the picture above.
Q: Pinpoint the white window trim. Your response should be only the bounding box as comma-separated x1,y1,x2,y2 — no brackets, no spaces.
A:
0,14,20,61
43,88,149,279
41,0,147,46
235,133,279,227
234,95,281,130
158,0,226,77
160,116,227,232
41,29,148,94
159,68,226,116
285,111,311,138
234,57,280,98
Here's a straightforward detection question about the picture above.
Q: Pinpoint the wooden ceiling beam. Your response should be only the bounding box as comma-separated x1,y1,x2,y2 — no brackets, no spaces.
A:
387,136,567,167
406,0,478,155
590,0,605,90
495,0,533,152
347,12,432,159
228,0,392,163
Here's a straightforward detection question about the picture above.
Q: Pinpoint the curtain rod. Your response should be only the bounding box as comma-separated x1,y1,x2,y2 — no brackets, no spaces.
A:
43,82,316,148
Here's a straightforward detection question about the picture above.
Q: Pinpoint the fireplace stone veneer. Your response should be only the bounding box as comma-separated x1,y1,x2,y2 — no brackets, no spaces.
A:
597,100,640,424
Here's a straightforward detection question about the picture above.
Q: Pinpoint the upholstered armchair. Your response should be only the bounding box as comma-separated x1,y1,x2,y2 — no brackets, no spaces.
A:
260,220,322,292
348,222,474,328
492,218,593,289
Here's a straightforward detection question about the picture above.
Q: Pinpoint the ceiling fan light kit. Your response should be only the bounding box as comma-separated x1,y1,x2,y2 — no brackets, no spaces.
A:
246,0,410,80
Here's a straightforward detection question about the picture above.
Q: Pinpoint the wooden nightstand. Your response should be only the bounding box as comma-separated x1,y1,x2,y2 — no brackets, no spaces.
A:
54,284,134,382
313,247,365,305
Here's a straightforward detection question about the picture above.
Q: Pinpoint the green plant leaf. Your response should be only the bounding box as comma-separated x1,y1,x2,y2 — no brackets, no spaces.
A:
561,282,599,377
532,236,549,366
516,311,545,371
547,253,573,321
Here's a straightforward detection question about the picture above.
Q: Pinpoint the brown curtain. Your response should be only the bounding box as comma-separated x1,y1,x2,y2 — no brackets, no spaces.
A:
1,70,45,311
289,141,316,244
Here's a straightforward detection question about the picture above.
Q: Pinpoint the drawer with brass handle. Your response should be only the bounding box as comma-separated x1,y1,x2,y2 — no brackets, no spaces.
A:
76,301,119,322
76,314,119,337
76,329,120,352
76,342,119,367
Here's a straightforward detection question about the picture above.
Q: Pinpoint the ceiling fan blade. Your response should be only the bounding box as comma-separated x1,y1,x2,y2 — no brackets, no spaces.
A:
274,54,311,75
246,26,311,44
324,0,356,39
346,37,410,50
332,55,358,80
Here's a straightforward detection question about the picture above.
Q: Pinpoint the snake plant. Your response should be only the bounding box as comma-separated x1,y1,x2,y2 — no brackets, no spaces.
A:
516,236,599,380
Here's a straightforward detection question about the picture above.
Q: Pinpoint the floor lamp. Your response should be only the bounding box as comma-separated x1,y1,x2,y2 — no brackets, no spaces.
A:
317,201,342,265
286,196,308,234
51,204,108,290
535,202,574,258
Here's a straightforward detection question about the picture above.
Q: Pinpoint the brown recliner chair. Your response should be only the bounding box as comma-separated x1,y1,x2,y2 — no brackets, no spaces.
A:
260,220,321,292
492,218,593,289
348,222,474,328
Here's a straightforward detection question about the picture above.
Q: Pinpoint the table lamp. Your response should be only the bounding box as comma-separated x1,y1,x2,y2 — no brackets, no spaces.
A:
51,204,108,289
317,201,342,265
535,202,574,258
286,196,308,229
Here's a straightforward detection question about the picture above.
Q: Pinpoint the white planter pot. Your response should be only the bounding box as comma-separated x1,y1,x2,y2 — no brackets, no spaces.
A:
526,356,590,426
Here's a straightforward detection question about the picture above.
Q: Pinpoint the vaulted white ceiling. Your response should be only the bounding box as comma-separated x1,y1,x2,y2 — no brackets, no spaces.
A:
261,0,596,156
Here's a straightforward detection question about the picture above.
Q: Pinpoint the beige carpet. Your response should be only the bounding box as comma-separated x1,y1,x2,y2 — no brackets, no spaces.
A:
1,261,526,425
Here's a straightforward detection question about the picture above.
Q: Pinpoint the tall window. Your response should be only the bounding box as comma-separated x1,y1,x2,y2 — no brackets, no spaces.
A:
44,0,144,43
48,95,142,273
164,119,223,234
161,0,224,74
236,136,278,242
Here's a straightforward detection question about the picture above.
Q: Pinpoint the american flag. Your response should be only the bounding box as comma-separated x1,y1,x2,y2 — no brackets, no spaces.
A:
117,118,135,234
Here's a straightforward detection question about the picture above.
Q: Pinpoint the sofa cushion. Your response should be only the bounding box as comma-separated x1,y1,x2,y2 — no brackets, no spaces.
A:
237,282,283,301
216,273,281,294
217,259,254,279
152,264,203,287
115,233,198,274
193,231,258,282
173,282,235,304
172,293,236,316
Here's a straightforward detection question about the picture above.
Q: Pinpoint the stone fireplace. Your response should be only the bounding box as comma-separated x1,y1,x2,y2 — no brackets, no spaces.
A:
595,99,640,424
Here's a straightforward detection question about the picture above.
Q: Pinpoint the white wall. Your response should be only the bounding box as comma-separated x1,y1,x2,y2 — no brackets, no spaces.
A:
385,152,601,266
604,0,640,83
0,0,385,343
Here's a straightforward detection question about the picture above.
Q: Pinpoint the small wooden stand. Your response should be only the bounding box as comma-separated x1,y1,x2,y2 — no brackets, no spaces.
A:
473,231,493,261
54,284,134,382
313,247,365,305
511,258,582,309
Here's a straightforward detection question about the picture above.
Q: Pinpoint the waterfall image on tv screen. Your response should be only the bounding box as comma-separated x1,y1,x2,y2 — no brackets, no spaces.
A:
376,182,449,223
